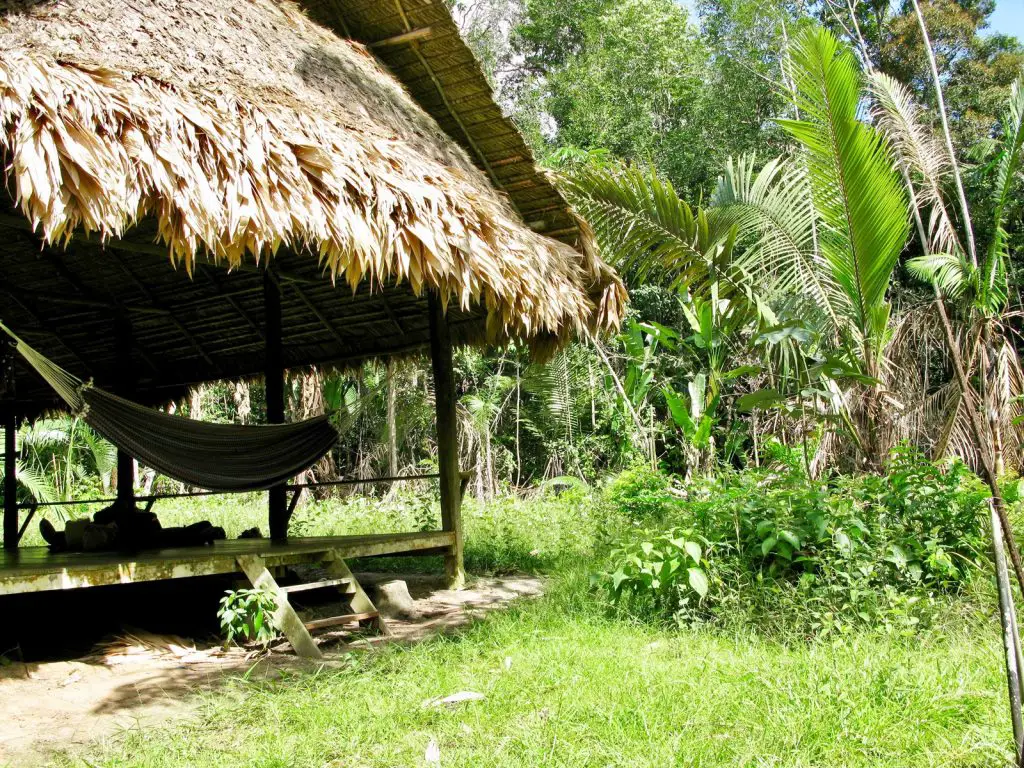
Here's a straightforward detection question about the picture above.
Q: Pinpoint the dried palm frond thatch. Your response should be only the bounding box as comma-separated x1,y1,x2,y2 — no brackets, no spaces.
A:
0,0,625,355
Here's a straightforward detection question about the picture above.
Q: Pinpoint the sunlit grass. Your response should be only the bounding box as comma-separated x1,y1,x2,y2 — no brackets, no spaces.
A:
55,567,1011,768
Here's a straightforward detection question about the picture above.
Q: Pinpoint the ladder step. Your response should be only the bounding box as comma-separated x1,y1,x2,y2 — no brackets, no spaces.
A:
281,578,352,594
304,611,379,631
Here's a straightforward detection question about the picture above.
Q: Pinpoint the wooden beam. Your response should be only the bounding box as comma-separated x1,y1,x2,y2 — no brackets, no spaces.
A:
0,288,170,316
367,26,433,48
264,270,289,540
0,214,322,286
287,281,351,352
198,266,265,342
2,338,18,550
105,249,217,368
0,291,95,377
0,532,456,595
114,317,135,507
428,292,464,589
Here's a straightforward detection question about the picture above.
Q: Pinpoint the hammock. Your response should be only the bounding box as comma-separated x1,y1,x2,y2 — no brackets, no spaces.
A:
1,324,339,491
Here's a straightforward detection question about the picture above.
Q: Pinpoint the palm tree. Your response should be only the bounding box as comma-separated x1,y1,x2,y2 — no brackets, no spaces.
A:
564,27,911,471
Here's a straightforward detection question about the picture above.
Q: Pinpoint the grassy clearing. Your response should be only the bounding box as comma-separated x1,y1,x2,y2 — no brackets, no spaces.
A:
58,568,1010,768
17,484,1016,766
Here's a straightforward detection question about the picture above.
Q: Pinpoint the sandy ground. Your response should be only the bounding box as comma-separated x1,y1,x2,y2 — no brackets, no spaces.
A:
0,573,543,767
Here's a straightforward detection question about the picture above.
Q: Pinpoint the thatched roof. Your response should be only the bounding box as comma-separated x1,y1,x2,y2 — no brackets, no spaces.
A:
0,0,626,376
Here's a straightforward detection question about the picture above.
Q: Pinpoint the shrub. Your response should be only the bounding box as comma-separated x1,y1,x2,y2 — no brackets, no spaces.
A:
593,527,709,622
603,463,676,522
598,446,989,635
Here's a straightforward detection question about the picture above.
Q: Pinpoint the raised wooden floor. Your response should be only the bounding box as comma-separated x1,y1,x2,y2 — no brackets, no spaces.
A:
0,531,455,596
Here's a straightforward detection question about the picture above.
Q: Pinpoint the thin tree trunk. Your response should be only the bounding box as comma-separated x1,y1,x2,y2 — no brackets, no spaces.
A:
934,292,1024,597
992,504,1024,765
484,427,494,499
585,329,652,459
982,325,1006,475
386,361,398,479
910,0,978,269
515,363,522,486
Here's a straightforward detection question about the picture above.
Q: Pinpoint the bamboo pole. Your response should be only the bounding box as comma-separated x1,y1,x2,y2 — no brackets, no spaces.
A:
991,503,1024,766
114,316,136,507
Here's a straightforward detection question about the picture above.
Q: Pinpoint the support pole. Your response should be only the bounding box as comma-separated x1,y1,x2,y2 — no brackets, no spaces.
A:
114,316,135,507
993,503,1024,765
2,336,18,550
264,271,289,540
2,406,15,550
428,292,465,589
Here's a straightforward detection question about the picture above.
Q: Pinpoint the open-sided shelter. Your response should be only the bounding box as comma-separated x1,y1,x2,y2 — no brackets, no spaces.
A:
0,0,625,655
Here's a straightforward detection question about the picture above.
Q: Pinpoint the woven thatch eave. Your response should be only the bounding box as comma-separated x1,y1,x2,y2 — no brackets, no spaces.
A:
0,0,626,361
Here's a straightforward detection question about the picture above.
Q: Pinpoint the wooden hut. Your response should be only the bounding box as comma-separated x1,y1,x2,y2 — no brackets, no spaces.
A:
0,0,625,655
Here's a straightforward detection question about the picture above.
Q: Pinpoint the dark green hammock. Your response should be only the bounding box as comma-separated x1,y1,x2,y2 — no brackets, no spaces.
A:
2,324,338,491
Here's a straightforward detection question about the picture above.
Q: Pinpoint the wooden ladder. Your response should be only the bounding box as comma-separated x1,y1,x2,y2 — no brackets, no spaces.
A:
236,548,388,659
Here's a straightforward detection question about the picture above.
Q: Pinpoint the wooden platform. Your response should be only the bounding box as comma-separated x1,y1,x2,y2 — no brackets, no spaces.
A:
0,531,455,596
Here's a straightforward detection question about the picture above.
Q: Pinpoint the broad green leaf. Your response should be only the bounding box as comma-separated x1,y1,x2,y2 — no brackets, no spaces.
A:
684,541,702,564
737,389,783,412
688,567,709,598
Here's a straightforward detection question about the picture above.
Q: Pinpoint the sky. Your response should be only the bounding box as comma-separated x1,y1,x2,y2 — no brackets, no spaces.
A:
989,0,1024,40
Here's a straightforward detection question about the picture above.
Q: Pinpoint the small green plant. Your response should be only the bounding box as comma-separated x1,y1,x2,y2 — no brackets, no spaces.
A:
595,528,710,622
603,463,676,521
217,588,280,646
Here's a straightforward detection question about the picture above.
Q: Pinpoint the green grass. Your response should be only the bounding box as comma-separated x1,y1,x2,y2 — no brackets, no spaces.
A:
18,488,1017,766
56,568,1011,767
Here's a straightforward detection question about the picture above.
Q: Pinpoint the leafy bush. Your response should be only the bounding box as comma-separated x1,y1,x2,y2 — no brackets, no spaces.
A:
598,446,989,635
593,528,709,621
603,463,676,522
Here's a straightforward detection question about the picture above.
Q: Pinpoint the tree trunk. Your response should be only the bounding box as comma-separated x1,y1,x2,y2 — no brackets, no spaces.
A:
934,293,1024,597
387,361,398,479
515,364,522,486
232,381,251,425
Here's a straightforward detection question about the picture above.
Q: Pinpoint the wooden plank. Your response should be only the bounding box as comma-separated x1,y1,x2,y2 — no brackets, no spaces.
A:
322,554,389,635
3,399,17,550
367,27,433,48
304,611,378,631
0,531,455,595
428,293,465,589
114,317,135,506
236,553,322,659
281,577,352,594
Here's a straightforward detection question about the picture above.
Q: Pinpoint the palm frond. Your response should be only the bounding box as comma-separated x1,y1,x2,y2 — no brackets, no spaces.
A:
981,76,1024,311
713,154,842,333
781,28,910,361
868,71,963,260
561,164,747,302
906,252,974,300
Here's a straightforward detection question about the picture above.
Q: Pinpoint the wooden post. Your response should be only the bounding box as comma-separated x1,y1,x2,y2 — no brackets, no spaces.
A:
428,292,465,589
264,271,289,540
114,317,135,506
2,337,18,550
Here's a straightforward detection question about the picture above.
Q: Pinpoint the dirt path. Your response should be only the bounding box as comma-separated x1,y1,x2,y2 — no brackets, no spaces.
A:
0,574,543,766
